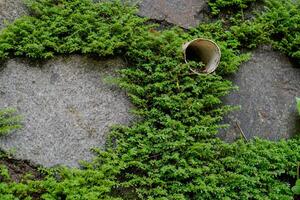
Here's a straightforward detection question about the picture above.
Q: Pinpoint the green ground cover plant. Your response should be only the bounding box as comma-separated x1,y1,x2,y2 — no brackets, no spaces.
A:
0,108,21,136
208,0,261,15
261,0,300,63
297,98,300,115
0,0,299,199
293,179,300,195
223,0,300,62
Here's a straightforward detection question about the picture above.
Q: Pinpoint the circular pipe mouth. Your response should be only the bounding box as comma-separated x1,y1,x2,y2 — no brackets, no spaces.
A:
183,38,221,74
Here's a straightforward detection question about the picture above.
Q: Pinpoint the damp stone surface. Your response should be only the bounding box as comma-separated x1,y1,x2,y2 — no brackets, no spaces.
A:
220,46,300,141
0,56,134,167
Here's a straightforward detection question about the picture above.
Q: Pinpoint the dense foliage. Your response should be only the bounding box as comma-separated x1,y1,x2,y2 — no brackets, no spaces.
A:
224,0,300,62
208,0,261,15
0,108,21,136
0,0,299,199
293,179,300,195
261,0,300,63
0,0,148,59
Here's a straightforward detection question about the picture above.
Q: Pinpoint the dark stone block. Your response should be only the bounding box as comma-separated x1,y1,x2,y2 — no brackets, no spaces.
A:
220,46,300,141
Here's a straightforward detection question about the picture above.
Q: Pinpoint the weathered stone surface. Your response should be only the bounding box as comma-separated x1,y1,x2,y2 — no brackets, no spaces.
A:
138,0,207,28
220,46,300,141
0,56,133,167
0,0,28,29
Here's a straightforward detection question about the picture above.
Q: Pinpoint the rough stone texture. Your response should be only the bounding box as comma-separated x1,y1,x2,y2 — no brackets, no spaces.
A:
0,0,28,29
138,0,207,29
0,56,133,167
220,46,300,141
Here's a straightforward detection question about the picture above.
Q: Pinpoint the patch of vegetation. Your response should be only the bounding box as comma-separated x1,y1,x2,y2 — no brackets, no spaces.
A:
208,0,261,15
0,0,148,59
0,0,299,199
297,98,300,115
223,0,300,62
293,179,300,195
261,0,300,63
0,108,21,136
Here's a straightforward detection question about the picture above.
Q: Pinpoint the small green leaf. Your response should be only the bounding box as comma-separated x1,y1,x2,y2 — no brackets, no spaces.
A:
292,180,300,195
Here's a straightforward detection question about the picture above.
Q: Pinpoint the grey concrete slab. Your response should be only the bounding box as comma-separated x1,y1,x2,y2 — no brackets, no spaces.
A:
0,56,134,167
220,46,300,141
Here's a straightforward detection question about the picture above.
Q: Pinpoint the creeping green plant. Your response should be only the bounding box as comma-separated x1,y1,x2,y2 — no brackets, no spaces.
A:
208,0,260,15
293,181,300,195
0,108,22,136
